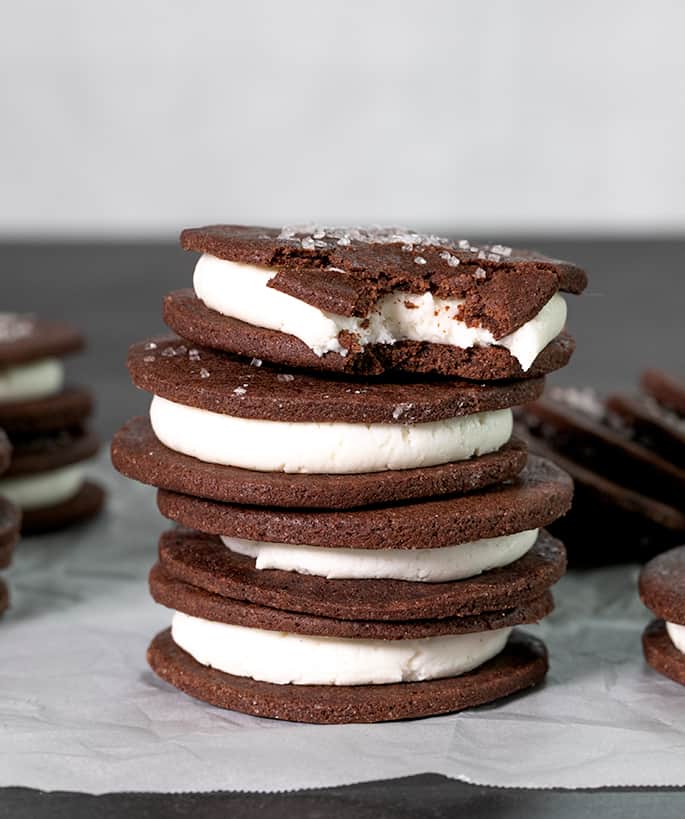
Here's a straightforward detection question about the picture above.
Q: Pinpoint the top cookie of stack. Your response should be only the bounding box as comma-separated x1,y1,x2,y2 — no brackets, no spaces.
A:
113,225,586,724
164,224,586,380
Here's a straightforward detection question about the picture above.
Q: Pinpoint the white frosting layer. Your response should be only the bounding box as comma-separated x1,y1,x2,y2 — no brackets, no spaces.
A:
221,528,538,582
150,396,512,474
666,621,685,654
0,464,83,510
171,612,511,685
194,254,567,371
0,357,64,402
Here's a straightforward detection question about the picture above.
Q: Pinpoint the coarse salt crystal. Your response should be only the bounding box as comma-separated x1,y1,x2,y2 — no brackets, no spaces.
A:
277,373,295,382
144,341,157,351
199,368,210,379
250,358,263,367
414,256,427,265
233,386,247,396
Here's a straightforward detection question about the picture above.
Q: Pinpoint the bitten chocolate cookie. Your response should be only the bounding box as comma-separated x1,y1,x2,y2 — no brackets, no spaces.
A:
156,456,573,550
0,496,21,568
0,313,83,367
128,337,545,424
148,627,548,724
113,416,529,510
0,387,94,435
164,290,576,381
20,481,105,535
0,429,10,475
157,529,566,622
165,224,586,381
640,546,685,686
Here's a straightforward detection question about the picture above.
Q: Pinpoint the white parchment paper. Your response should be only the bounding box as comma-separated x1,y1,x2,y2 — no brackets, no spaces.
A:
1,454,684,793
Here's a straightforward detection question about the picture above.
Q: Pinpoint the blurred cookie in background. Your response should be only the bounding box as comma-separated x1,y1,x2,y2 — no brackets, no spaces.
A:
518,377,685,566
0,314,104,533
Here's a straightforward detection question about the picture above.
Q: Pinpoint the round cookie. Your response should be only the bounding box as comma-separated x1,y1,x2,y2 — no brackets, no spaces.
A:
0,314,83,367
4,427,100,478
21,481,105,535
156,456,573,550
0,496,21,568
164,289,576,381
113,416,529,510
157,529,566,622
128,336,545,424
642,370,685,417
148,627,548,724
523,390,685,509
0,386,93,435
521,431,685,566
642,620,685,687
0,428,10,475
150,562,554,639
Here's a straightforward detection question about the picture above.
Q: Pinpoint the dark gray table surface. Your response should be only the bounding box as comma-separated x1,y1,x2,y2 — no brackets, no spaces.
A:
1,239,684,817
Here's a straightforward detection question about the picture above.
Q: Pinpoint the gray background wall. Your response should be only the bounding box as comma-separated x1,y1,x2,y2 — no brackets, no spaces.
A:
2,0,684,237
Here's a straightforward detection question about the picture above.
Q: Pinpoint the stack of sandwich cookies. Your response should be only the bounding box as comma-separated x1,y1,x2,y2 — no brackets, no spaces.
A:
0,429,21,616
112,224,586,723
521,379,685,565
640,546,685,687
0,314,104,533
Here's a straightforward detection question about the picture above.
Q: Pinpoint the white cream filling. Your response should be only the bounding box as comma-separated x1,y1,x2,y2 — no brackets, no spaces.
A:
150,395,512,474
0,357,64,402
221,528,538,582
0,464,84,510
666,621,685,654
171,612,511,686
194,254,567,372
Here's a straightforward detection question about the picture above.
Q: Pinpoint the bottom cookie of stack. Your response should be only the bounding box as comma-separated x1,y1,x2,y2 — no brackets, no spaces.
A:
147,520,566,723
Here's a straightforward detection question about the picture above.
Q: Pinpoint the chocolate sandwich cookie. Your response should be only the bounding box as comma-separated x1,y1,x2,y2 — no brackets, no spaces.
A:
148,628,548,724
0,426,104,534
113,416,529,509
156,456,573,550
523,388,685,509
642,370,685,417
639,546,685,686
157,528,566,622
126,336,542,486
0,428,10,475
163,224,587,380
519,431,685,566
